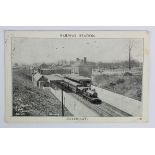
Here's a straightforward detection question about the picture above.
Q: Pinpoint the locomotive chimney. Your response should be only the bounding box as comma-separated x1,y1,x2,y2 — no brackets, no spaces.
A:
84,57,87,64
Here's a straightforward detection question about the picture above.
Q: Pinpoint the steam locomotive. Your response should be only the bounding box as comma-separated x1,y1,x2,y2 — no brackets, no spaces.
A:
59,74,102,104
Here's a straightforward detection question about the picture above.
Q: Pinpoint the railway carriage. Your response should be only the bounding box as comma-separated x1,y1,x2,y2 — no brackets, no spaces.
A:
61,79,82,93
64,74,91,87
60,74,102,104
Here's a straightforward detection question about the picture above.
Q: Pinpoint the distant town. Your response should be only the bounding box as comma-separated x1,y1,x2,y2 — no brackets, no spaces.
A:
13,57,142,77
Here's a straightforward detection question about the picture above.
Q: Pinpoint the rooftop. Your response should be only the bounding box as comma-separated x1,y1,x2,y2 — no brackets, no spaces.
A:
72,57,87,67
63,79,82,86
33,72,42,81
44,74,63,81
65,74,91,81
72,60,85,67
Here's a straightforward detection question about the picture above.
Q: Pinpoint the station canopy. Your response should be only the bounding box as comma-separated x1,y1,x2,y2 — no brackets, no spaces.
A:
44,74,63,82
63,79,81,87
65,74,91,81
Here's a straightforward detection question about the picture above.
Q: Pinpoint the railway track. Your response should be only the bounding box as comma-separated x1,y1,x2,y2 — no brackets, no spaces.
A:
70,92,132,117
56,83,132,117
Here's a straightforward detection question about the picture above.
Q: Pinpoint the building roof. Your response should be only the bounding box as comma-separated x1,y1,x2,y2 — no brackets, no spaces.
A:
44,74,63,81
63,79,81,87
33,73,42,81
55,74,64,78
65,74,91,81
72,60,86,67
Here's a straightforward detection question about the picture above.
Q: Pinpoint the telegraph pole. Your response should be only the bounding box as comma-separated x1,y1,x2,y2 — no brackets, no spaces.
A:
129,48,131,70
61,85,64,116
128,40,134,70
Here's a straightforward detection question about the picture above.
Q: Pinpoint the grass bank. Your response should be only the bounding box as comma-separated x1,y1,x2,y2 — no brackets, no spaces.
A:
13,68,72,116
92,73,142,101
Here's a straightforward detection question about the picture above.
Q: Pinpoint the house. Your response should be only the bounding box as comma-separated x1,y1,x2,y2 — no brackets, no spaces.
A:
38,63,71,75
32,72,48,88
72,57,92,77
38,63,52,75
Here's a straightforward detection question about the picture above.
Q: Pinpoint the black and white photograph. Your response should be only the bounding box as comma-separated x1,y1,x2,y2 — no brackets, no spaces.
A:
5,30,149,122
1,1,155,155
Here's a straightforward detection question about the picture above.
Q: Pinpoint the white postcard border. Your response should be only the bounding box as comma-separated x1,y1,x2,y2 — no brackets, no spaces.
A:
5,30,149,123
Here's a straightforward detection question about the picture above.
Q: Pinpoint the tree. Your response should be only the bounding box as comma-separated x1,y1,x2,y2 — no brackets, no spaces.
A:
14,63,18,67
40,63,49,69
128,40,135,70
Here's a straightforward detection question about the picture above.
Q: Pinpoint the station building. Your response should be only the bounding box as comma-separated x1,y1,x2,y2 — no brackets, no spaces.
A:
38,64,71,75
71,57,92,78
32,72,49,88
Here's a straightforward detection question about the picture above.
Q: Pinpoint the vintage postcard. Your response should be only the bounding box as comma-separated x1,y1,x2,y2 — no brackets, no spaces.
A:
5,30,149,123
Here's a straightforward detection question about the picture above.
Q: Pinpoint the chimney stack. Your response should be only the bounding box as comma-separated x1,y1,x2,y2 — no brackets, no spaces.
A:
84,57,87,64
76,58,80,61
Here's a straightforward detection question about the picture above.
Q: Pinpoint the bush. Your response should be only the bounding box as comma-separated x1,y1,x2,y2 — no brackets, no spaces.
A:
109,82,116,87
124,72,133,76
116,78,125,84
137,89,142,99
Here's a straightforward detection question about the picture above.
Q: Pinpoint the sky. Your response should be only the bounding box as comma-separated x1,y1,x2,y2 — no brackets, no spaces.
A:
12,37,143,64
